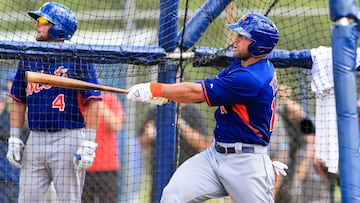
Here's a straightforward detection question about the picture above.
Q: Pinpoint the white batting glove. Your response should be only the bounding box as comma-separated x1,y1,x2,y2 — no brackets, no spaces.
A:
74,129,98,170
127,83,153,102
127,83,169,105
126,83,169,106
74,140,98,170
7,128,24,168
272,161,288,176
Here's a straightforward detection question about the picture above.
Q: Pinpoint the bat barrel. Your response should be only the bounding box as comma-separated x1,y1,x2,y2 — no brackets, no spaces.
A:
25,71,129,95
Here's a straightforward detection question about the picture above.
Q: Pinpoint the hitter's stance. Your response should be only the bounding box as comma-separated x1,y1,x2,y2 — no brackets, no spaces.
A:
7,2,101,202
127,13,285,202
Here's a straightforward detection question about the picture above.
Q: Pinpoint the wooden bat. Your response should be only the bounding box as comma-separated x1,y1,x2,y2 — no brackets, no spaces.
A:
25,71,129,94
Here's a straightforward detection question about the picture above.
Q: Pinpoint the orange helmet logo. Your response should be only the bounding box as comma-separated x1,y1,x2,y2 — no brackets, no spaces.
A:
239,14,248,22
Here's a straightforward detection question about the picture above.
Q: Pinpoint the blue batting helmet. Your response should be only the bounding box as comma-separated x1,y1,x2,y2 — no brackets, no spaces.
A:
228,13,279,56
28,2,77,40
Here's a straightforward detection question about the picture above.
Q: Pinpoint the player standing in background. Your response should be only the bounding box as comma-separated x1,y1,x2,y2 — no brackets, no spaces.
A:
291,118,331,203
0,90,28,203
0,72,30,203
82,76,126,203
127,13,285,202
269,84,306,202
7,2,101,203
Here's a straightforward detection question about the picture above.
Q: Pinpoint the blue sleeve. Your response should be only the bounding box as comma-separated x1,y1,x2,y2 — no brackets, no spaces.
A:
70,62,101,99
202,70,261,106
10,61,29,102
82,63,101,99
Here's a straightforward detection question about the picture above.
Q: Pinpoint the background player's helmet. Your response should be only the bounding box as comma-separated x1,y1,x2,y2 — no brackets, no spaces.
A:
228,13,279,56
28,2,77,40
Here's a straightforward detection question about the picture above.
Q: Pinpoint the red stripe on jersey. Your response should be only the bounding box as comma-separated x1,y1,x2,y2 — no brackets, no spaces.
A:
9,94,25,104
232,104,263,138
201,81,212,106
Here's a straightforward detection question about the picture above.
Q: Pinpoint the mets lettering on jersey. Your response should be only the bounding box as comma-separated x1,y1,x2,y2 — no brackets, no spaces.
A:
10,60,101,131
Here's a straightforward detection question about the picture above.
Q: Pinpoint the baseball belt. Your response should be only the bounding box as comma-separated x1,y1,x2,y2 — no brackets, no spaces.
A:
214,141,267,154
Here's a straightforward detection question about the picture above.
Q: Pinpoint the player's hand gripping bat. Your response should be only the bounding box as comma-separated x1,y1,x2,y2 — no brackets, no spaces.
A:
25,71,129,94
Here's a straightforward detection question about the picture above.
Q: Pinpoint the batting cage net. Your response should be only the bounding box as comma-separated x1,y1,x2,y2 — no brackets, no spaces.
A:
0,0,356,203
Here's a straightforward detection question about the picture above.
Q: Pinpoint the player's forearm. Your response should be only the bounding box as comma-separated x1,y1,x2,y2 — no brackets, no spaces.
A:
295,156,311,180
10,100,26,128
99,101,123,131
179,119,212,151
295,136,315,180
154,82,205,103
280,97,305,121
181,131,213,151
85,99,100,130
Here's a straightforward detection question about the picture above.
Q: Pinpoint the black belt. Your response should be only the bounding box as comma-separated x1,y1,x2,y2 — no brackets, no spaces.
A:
215,142,255,154
32,128,63,132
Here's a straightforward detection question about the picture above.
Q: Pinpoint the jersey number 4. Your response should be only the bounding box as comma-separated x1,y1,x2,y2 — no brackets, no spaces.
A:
52,94,65,111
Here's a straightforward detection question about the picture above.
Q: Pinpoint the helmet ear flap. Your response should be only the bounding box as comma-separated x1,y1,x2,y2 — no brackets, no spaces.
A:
248,42,267,56
248,41,257,56
48,27,66,40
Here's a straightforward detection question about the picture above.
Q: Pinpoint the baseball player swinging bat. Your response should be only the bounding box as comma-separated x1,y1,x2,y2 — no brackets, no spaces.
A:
25,71,129,94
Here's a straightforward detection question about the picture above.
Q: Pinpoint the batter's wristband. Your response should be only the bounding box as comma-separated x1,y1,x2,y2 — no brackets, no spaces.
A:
10,127,21,139
85,128,97,142
150,82,163,97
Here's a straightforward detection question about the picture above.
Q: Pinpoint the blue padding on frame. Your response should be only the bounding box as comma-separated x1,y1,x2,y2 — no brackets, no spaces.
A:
0,40,167,65
192,46,313,68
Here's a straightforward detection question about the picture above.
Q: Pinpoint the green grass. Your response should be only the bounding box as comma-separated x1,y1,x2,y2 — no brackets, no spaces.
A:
334,186,341,202
0,0,335,51
0,0,333,18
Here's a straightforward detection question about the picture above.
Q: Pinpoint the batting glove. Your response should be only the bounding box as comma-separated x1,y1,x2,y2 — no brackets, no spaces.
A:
74,129,98,171
272,161,288,176
7,128,24,168
127,83,169,105
127,83,153,102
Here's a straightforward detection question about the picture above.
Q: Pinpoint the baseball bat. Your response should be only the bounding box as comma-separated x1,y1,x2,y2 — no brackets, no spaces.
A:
25,71,129,94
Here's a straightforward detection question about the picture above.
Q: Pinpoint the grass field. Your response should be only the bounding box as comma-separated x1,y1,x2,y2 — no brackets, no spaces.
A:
0,0,333,52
